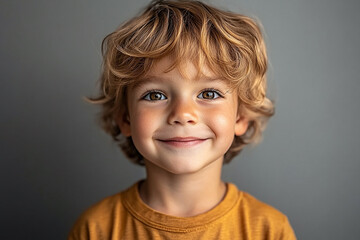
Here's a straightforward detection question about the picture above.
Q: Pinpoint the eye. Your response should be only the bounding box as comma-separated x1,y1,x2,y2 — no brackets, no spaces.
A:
197,89,223,99
142,91,167,101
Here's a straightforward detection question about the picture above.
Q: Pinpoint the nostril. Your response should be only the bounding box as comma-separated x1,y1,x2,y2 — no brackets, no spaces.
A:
168,111,198,125
187,119,196,124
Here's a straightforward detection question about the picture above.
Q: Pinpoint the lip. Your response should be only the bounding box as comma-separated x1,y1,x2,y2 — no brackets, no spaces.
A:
157,137,208,148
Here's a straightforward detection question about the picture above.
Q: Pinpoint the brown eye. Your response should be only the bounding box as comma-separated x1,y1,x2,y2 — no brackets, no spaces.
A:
198,90,221,99
202,91,214,99
150,92,161,100
143,91,167,101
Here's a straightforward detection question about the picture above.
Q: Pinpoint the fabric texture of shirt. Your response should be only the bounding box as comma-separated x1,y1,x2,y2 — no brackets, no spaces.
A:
68,181,296,240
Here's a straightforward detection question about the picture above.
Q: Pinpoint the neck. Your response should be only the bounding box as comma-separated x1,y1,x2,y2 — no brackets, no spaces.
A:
139,159,226,217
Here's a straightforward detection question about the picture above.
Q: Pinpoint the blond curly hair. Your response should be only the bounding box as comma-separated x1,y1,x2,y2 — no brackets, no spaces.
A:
89,0,274,165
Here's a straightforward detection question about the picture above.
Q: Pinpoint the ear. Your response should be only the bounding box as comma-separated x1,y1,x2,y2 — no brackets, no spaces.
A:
234,113,249,136
115,109,131,137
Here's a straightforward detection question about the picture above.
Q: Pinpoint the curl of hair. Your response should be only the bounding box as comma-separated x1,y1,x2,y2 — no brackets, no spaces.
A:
88,0,274,165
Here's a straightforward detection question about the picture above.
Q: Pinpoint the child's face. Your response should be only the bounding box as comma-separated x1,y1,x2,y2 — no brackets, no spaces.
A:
118,57,248,175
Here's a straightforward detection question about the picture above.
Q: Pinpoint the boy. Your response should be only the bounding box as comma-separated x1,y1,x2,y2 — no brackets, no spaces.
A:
69,0,296,239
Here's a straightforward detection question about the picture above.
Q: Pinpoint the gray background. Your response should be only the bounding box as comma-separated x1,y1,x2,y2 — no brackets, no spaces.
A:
1,0,359,239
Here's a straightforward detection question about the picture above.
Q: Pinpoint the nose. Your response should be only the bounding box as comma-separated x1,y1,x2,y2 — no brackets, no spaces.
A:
167,98,198,125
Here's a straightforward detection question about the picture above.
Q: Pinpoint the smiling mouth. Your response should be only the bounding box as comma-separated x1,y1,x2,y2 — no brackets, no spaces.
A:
158,137,208,148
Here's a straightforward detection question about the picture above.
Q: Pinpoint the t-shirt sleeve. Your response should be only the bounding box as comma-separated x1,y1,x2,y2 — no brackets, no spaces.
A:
280,216,297,240
67,207,113,240
67,193,123,240
67,213,92,240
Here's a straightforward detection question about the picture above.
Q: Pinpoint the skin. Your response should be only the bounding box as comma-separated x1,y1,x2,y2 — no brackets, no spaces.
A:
117,56,248,217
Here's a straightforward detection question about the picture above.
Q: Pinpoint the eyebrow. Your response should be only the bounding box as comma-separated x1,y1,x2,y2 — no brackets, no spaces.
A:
131,76,227,90
129,76,166,90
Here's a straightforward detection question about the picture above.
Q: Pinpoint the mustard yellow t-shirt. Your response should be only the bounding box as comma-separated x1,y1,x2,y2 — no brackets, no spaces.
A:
68,182,296,240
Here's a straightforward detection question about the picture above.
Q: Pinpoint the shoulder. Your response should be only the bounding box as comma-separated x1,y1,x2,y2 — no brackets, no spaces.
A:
67,184,137,240
79,191,124,222
235,188,297,239
241,191,286,222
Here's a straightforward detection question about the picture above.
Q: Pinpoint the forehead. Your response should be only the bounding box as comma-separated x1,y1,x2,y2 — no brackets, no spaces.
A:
128,56,235,91
146,56,217,82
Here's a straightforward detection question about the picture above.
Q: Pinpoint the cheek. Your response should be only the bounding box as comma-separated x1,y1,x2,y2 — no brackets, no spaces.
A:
205,107,237,137
130,108,160,141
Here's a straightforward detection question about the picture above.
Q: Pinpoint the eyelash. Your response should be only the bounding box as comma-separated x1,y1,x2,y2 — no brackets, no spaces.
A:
141,89,167,101
198,88,224,99
141,88,224,101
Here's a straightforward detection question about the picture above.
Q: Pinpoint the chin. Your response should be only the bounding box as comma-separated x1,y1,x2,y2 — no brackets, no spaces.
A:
158,158,221,175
